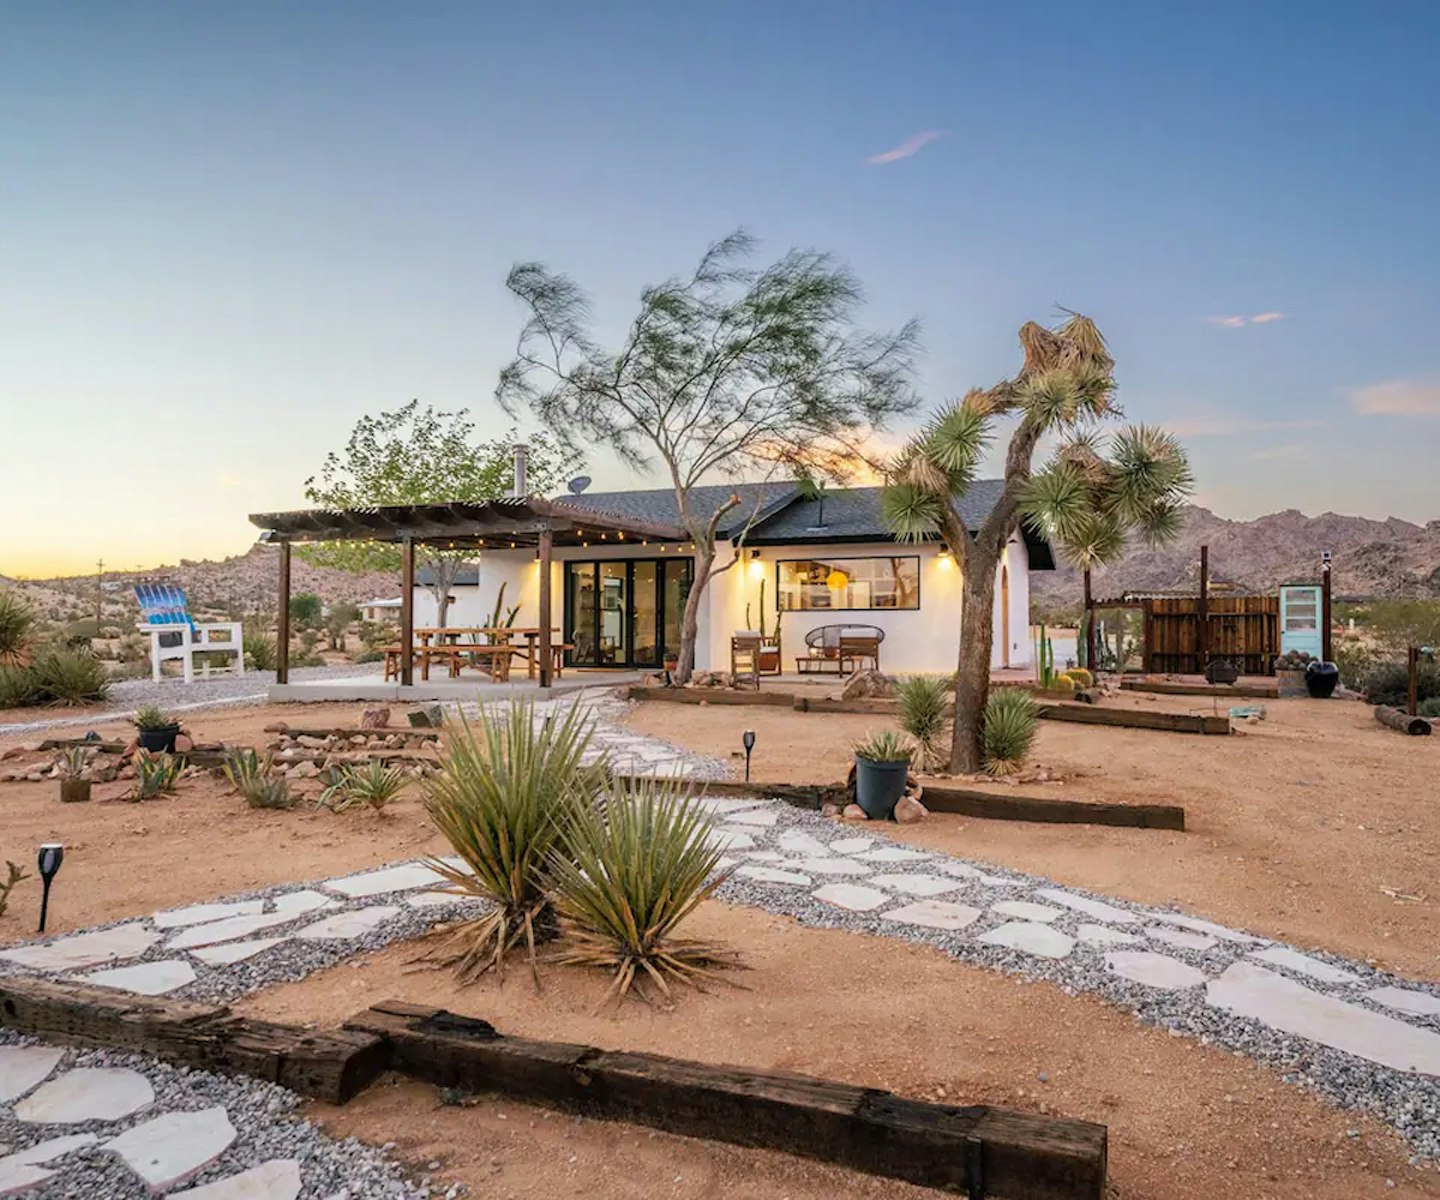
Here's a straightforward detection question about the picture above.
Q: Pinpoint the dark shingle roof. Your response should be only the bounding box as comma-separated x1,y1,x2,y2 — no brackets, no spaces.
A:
553,483,797,539
746,482,1006,543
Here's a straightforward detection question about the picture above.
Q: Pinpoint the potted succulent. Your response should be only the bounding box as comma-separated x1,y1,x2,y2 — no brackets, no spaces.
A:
1273,651,1314,698
851,730,915,821
132,704,181,754
58,746,91,803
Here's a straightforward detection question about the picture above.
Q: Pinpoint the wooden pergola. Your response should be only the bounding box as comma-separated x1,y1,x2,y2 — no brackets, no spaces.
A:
248,498,685,688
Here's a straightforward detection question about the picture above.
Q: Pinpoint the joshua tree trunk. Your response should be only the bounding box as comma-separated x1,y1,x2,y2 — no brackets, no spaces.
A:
950,545,1000,774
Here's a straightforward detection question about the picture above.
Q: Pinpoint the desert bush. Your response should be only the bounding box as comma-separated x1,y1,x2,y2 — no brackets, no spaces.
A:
290,653,326,669
242,619,278,671
0,591,33,667
550,776,739,1004
132,751,185,800
1417,697,1440,718
288,592,323,626
895,675,950,770
351,648,386,664
0,665,43,708
1362,661,1440,708
423,699,606,985
319,759,408,814
981,687,1038,777
1331,640,1375,690
29,647,110,706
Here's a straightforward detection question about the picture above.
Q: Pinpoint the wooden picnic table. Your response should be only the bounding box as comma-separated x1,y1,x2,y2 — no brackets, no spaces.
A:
414,627,564,680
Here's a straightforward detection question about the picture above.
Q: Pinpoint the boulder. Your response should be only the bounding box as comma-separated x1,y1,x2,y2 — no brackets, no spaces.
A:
841,670,897,700
263,722,289,734
841,803,869,821
894,795,929,824
408,704,445,728
290,761,321,780
820,803,842,818
174,734,194,754
361,707,391,729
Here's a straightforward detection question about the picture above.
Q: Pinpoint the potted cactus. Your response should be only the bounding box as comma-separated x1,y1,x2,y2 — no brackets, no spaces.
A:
852,731,915,821
58,746,91,803
132,704,181,754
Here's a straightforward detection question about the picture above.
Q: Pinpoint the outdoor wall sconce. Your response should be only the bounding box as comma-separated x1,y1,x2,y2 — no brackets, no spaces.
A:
37,842,63,934
937,544,954,569
742,730,756,781
748,549,765,578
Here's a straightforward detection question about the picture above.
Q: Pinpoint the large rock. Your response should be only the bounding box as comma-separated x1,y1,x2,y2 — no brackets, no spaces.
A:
360,707,391,729
841,803,869,821
841,670,897,700
893,795,928,824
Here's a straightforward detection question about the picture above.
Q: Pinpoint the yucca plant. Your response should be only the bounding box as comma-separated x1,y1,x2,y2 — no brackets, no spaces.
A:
852,729,915,764
132,751,185,799
549,776,739,1005
0,591,33,668
895,675,950,770
0,664,41,708
30,647,109,706
422,699,607,986
981,687,1039,777
319,759,409,814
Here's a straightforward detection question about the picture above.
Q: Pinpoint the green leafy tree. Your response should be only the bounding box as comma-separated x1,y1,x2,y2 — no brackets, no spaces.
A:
324,602,361,651
287,592,323,626
302,401,581,627
497,231,920,682
882,314,1192,772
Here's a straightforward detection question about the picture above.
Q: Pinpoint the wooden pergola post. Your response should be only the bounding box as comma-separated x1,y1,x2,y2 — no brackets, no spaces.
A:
1321,554,1333,663
276,539,292,684
400,536,415,688
1198,544,1209,673
538,528,553,689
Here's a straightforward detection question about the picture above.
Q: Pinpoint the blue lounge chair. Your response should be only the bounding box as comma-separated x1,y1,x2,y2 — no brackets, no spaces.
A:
134,583,244,683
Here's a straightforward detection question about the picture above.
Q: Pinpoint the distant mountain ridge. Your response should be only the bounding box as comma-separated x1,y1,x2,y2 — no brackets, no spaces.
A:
1034,505,1440,603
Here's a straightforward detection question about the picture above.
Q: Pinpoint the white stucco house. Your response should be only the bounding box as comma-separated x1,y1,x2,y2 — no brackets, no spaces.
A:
411,482,1053,674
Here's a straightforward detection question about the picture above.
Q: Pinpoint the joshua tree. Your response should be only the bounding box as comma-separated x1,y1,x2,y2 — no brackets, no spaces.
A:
881,314,1192,772
497,231,919,682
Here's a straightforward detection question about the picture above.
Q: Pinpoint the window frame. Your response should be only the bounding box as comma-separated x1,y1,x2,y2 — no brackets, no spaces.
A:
774,554,923,613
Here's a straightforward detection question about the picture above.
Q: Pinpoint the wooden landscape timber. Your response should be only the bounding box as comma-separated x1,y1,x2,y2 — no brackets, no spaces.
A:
1374,705,1434,736
1033,704,1232,736
346,1000,1109,1199
610,775,1186,831
1119,678,1279,700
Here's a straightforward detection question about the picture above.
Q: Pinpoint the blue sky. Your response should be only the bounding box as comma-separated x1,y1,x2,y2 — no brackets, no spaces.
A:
3,1,1438,574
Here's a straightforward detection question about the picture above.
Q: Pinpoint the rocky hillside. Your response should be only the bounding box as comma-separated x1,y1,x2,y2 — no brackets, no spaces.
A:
1035,506,1440,604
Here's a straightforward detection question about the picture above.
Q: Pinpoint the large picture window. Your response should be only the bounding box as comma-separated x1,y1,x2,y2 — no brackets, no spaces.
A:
777,556,920,612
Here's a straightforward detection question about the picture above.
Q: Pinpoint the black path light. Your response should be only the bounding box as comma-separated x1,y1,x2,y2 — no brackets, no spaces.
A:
742,730,756,782
37,843,64,934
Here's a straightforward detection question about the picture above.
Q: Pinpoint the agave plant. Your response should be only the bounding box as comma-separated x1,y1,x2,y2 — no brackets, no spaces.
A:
894,675,950,770
981,687,1038,777
58,746,89,780
30,647,109,707
852,729,915,764
0,591,33,668
132,751,185,799
319,759,409,814
422,699,606,986
241,774,295,810
548,776,739,1005
221,747,273,792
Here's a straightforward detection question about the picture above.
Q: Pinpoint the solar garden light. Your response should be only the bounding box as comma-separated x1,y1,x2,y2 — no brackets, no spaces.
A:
742,730,756,782
37,843,64,934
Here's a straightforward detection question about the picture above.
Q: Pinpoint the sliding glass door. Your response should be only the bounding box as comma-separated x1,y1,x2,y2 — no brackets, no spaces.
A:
564,558,691,668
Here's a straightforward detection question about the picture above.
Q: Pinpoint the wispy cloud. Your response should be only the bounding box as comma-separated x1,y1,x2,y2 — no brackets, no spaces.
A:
1167,415,1322,438
1206,312,1286,329
867,130,946,165
1250,442,1310,462
1349,376,1440,417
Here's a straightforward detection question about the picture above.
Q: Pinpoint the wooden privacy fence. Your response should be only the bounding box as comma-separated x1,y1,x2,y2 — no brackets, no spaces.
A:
1140,595,1278,675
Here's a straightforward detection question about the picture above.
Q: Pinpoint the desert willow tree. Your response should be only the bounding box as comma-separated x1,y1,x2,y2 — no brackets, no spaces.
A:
497,231,921,682
881,315,1193,773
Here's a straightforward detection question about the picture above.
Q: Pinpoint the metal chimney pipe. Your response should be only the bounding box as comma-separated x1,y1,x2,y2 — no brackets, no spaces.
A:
511,444,529,498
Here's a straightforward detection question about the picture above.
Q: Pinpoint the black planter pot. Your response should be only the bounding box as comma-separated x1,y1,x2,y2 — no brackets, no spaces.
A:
854,755,910,820
1304,662,1340,699
137,724,181,754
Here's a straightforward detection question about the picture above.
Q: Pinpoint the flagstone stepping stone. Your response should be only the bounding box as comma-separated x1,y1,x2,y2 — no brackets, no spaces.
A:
708,829,755,851
725,808,779,827
171,1158,303,1200
296,905,399,940
868,873,962,897
737,866,812,886
828,837,873,854
976,875,1025,888
191,938,288,965
791,857,870,877
1146,911,1265,945
992,900,1063,923
978,922,1074,959
323,863,448,898
152,900,265,930
1035,889,1139,925
405,889,464,908
1248,946,1364,986
778,832,831,857
937,861,984,879
855,847,931,864
744,851,785,862
1146,927,1217,952
270,889,336,916
15,1067,154,1123
168,912,300,951
1207,962,1440,1074
0,1047,63,1102
0,924,161,972
1105,950,1207,990
83,959,197,996
104,1106,237,1191
1364,986,1440,1018
693,796,767,815
880,900,983,931
0,1134,100,1196
1076,923,1141,947
812,883,890,912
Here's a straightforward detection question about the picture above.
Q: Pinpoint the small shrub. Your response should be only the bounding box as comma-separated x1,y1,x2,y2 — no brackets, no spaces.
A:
351,649,386,664
132,751,185,799
1417,697,1440,718
0,591,34,667
319,759,408,814
982,687,1038,777
291,653,326,669
0,860,30,919
243,623,278,672
0,664,42,708
550,776,740,1004
30,647,110,706
852,730,915,764
1361,661,1440,708
422,699,606,985
288,592,323,626
132,704,175,732
895,675,950,770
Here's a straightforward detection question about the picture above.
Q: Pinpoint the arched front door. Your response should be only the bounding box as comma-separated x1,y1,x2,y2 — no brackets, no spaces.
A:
1001,564,1011,669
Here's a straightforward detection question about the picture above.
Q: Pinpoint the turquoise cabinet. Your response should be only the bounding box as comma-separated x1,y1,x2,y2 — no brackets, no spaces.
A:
1279,585,1323,659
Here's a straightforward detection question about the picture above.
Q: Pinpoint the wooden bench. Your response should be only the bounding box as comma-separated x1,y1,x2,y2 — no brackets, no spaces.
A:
383,645,513,682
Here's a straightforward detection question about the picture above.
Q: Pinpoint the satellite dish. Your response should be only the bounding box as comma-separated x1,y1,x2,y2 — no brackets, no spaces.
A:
567,476,592,495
